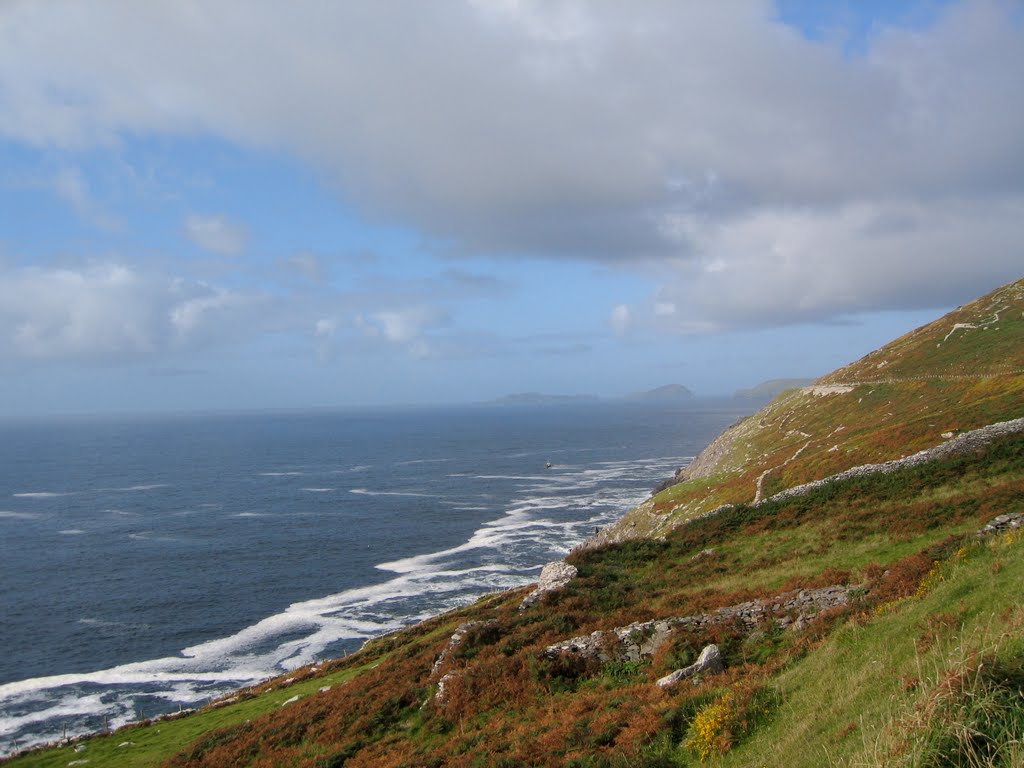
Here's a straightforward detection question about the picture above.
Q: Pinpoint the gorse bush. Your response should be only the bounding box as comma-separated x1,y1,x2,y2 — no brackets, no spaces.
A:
685,691,739,760
681,683,780,762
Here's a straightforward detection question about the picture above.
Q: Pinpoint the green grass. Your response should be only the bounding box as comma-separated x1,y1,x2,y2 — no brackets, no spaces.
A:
715,531,1024,767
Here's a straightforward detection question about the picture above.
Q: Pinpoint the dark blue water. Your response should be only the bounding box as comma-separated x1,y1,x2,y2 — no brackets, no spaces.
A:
0,402,748,753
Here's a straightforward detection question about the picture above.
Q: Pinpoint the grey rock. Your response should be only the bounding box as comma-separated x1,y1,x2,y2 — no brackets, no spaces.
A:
430,621,491,678
519,561,578,610
976,512,1024,538
621,416,1024,544
544,584,860,663
656,644,724,689
763,417,1024,508
433,672,456,706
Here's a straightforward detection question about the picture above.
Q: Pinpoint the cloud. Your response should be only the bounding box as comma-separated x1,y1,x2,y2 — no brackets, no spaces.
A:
0,255,504,370
439,269,510,296
652,196,1024,332
183,213,247,255
0,1,1021,326
52,166,122,231
609,304,631,337
281,251,326,282
0,262,264,364
359,306,449,345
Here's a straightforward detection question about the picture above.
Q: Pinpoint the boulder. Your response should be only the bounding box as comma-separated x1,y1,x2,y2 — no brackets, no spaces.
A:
976,512,1024,538
519,561,578,610
656,644,724,688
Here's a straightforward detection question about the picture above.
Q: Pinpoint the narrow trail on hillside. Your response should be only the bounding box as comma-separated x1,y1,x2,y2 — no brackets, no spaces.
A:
754,440,812,504
828,367,1024,387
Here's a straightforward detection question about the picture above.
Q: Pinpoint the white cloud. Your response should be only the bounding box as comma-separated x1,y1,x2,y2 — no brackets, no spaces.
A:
52,166,122,231
283,251,326,282
652,197,1024,331
183,213,247,255
314,317,337,337
0,1,1021,326
609,304,631,337
0,262,262,363
361,306,449,345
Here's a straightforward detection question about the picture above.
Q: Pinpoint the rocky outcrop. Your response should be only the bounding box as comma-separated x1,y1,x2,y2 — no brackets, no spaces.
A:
427,620,500,707
433,672,456,706
976,512,1024,538
431,621,492,678
762,416,1024,507
656,644,723,688
589,415,1024,551
543,584,856,663
519,561,578,610
672,419,748,484
658,417,1024,538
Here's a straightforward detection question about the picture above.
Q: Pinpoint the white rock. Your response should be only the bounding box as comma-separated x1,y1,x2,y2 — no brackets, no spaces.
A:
656,644,724,689
519,561,578,610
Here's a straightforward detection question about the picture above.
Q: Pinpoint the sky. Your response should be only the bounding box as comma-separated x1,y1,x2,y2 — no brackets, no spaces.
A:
0,0,1022,416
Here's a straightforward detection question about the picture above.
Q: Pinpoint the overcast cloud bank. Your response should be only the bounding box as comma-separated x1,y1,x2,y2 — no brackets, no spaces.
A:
0,0,1021,387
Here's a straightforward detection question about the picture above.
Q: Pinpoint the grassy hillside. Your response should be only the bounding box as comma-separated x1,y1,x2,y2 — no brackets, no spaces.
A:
6,278,1023,768
598,278,1024,541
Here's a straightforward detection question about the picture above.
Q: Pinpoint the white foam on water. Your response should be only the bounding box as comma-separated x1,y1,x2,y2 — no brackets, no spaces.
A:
0,692,110,735
105,484,170,492
349,489,436,498
0,511,37,519
0,554,530,747
300,488,334,493
12,491,72,499
58,529,86,535
460,474,550,481
258,471,306,477
127,532,180,542
234,512,274,518
78,618,128,629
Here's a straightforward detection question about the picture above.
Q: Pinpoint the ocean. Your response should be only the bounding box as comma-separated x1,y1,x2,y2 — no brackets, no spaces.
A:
0,401,749,755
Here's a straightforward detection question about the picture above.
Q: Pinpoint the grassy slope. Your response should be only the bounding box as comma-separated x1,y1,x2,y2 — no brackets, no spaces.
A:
6,278,1023,767
605,279,1024,539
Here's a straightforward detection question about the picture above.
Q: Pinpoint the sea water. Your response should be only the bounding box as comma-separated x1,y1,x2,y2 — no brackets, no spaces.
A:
0,401,749,754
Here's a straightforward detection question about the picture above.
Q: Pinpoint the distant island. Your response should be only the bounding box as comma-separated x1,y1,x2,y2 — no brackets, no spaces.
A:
734,378,814,399
624,383,694,401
